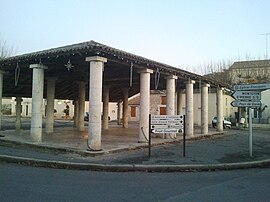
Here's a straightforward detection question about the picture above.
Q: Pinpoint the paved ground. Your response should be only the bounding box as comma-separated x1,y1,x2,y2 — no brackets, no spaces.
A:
0,116,270,171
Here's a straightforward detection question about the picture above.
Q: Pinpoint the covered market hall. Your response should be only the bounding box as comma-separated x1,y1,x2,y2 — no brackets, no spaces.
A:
0,40,228,152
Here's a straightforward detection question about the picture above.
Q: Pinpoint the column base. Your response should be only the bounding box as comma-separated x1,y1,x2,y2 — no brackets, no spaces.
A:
138,140,148,143
87,148,103,152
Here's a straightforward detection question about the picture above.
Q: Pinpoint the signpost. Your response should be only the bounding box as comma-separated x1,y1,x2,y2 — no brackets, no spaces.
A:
231,100,261,107
231,83,270,157
149,114,185,157
231,91,261,100
233,83,270,91
150,115,184,133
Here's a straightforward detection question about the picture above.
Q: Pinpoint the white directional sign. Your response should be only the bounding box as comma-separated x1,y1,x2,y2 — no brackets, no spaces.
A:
231,91,261,100
152,129,183,133
231,100,262,107
150,115,184,134
233,83,270,91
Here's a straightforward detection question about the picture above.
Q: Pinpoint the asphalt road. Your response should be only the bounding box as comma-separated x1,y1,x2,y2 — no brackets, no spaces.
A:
1,163,270,202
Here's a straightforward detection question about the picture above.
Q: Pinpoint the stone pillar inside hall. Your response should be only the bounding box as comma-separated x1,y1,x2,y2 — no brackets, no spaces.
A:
102,85,110,130
217,86,224,132
138,68,153,142
15,97,22,131
30,64,47,142
201,83,210,135
117,100,122,125
177,89,184,115
122,88,129,129
78,82,86,132
0,71,3,130
45,77,56,134
185,79,195,137
73,100,79,127
86,56,107,151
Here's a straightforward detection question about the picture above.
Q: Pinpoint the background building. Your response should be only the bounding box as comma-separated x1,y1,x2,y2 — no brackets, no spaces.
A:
229,60,270,123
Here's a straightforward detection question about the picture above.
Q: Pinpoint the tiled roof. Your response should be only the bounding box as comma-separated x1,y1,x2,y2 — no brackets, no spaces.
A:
0,40,230,88
230,59,270,69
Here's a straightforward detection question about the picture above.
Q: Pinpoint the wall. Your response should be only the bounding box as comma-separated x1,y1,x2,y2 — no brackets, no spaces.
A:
7,98,117,120
127,90,237,125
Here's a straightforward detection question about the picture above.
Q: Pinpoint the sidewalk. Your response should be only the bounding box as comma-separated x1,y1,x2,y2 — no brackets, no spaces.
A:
0,122,270,172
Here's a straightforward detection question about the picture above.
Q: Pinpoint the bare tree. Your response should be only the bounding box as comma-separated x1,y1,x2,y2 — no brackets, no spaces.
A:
198,59,233,85
0,40,14,59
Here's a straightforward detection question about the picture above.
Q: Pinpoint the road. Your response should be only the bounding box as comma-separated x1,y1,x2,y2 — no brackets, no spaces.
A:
1,163,270,202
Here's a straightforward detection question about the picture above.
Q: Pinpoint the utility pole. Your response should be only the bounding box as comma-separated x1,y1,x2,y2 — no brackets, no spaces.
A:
261,33,270,59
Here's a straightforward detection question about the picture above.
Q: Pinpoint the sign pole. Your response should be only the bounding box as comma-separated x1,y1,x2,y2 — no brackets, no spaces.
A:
183,115,186,157
249,108,253,157
148,114,151,158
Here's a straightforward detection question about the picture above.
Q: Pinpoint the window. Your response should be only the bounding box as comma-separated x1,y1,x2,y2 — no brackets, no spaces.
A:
160,107,166,115
131,106,136,117
161,96,166,105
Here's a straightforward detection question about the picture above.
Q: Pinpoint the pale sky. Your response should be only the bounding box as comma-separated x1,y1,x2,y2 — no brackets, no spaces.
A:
1,0,270,74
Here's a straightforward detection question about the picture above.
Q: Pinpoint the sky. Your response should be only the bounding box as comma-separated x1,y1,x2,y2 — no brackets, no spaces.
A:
1,0,270,74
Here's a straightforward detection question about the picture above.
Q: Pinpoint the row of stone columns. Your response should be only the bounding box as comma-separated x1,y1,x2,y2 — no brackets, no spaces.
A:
0,56,224,152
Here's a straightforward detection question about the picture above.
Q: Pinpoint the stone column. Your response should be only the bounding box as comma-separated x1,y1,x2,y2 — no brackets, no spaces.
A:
217,87,224,132
185,79,195,137
0,71,3,130
78,81,86,132
166,75,177,115
45,77,56,134
86,56,107,151
117,100,122,125
177,89,184,115
166,75,177,138
138,68,153,142
73,100,79,127
201,83,210,134
15,97,22,131
122,88,129,129
102,86,110,130
30,64,47,142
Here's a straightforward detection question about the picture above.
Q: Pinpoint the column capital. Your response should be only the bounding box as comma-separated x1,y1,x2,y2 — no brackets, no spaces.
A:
177,89,185,93
29,64,48,69
137,68,153,74
185,79,195,84
46,77,57,81
76,81,86,85
85,56,107,63
0,70,7,75
217,86,224,91
165,75,178,80
103,85,110,89
122,87,130,92
202,83,210,88
15,97,23,102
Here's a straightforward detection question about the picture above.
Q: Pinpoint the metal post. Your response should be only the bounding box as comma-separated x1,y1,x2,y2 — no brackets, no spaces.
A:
148,114,151,158
183,115,186,157
249,108,253,157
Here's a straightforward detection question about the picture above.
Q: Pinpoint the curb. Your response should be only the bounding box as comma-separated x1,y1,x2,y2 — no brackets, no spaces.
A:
1,154,270,172
0,131,226,156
